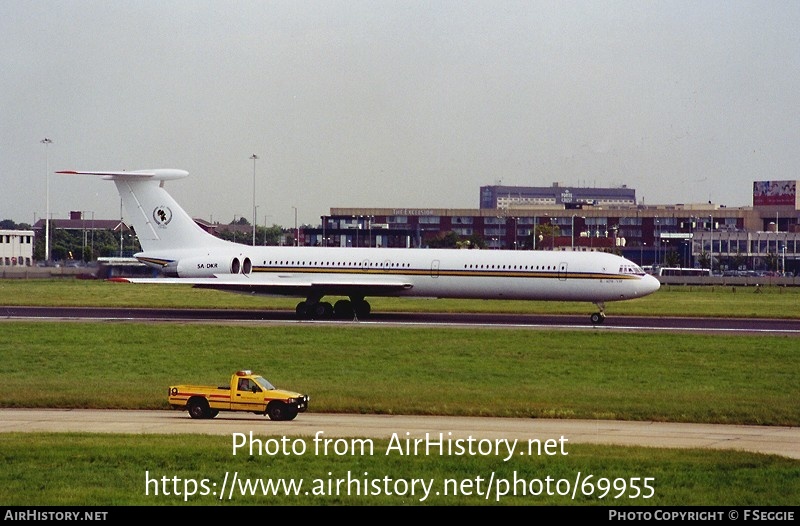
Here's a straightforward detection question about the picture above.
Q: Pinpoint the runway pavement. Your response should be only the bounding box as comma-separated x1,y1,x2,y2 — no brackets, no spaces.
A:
4,306,800,335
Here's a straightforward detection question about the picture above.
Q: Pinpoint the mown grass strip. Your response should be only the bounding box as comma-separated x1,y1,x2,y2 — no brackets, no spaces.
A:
1,322,797,425
1,433,798,506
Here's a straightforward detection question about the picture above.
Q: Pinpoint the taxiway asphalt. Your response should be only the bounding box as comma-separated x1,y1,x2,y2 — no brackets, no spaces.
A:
1,409,799,460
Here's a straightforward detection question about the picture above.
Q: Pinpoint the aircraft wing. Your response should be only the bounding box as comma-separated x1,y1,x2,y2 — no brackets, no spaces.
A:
110,274,414,297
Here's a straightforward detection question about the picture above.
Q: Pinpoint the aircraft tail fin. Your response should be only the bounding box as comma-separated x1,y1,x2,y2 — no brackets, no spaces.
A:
57,169,227,252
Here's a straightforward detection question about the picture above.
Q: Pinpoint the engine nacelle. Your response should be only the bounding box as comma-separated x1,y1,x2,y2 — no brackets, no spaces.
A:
174,256,252,277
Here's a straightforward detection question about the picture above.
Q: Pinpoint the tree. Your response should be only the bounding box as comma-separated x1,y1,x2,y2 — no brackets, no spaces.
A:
664,250,680,267
33,227,141,262
0,219,33,230
464,234,487,249
765,252,778,272
259,225,284,246
426,231,461,248
532,224,559,250
731,250,747,271
215,224,284,246
425,231,487,249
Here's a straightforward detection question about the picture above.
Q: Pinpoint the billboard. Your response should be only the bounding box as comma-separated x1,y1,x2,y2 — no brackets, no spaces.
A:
753,180,796,206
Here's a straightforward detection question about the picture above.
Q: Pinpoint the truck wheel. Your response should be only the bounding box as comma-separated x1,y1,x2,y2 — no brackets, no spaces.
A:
188,398,210,419
267,401,291,421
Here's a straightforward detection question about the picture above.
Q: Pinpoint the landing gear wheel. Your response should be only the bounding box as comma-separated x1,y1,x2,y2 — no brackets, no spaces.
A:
354,300,371,318
590,312,606,325
310,301,333,319
297,300,334,319
334,300,353,319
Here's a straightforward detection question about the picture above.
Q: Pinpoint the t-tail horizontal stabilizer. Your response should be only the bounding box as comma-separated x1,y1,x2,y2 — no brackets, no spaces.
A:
56,169,189,181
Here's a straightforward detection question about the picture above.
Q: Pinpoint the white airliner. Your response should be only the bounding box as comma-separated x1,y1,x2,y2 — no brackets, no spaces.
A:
59,169,660,324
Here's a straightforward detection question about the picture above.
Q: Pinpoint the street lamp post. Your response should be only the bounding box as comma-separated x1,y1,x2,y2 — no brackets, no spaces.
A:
654,216,660,266
709,215,714,275
292,206,298,246
41,138,52,262
571,215,575,249
571,214,584,250
513,217,518,249
119,199,124,256
782,244,786,275
79,210,95,262
89,211,95,261
250,154,258,246
254,205,259,245
611,225,619,252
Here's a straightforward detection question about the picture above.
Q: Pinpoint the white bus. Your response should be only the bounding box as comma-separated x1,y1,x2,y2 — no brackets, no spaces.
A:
658,267,712,277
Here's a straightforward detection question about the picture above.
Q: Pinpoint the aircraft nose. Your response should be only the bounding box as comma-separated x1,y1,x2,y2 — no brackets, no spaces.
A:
642,274,661,295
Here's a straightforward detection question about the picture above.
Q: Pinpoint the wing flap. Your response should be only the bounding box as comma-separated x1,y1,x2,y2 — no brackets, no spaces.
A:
110,274,413,297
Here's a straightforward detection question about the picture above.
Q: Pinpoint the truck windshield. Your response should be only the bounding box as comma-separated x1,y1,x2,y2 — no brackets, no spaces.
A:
253,376,275,391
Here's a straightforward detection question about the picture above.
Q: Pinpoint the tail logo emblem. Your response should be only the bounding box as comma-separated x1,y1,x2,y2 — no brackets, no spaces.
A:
153,206,173,226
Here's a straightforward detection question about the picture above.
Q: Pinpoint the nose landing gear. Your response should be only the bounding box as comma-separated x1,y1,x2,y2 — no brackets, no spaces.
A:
591,303,606,325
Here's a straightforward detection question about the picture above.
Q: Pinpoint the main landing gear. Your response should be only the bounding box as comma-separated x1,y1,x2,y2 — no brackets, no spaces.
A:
590,302,606,325
295,296,371,320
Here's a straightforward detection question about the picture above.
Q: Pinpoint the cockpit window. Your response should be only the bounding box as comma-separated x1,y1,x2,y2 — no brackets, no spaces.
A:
619,264,646,276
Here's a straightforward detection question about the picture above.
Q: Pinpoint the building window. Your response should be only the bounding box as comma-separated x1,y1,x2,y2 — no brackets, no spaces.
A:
585,217,608,227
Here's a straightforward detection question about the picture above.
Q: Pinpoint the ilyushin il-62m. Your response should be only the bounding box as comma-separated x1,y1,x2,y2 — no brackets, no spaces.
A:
60,169,660,324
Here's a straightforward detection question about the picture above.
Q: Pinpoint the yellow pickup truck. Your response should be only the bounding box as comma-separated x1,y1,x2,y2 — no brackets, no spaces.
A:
168,370,309,421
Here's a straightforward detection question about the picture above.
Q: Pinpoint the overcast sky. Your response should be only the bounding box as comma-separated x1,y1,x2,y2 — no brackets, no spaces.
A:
3,1,799,228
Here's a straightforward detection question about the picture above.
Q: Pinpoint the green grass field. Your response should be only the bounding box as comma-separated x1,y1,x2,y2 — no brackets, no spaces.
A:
2,322,797,425
2,433,797,506
0,279,798,506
